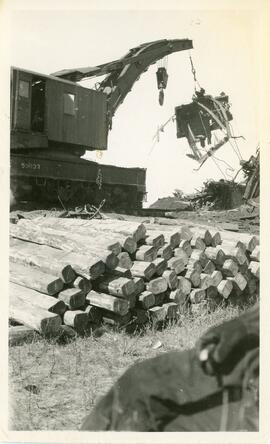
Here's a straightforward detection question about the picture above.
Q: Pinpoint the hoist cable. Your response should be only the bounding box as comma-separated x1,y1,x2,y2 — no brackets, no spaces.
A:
189,52,201,90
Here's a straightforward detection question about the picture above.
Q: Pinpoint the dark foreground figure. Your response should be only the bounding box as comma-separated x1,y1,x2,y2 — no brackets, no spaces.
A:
81,304,259,431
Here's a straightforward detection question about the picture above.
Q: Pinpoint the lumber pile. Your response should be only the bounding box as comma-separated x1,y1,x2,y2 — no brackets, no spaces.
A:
9,217,260,344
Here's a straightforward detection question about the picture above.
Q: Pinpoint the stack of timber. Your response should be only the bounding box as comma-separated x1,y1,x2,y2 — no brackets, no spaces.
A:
9,217,260,345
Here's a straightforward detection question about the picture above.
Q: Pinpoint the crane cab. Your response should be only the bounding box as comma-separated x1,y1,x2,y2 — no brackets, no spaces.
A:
11,67,108,154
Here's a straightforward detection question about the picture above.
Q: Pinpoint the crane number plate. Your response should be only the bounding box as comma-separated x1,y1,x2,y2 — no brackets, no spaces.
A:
21,162,41,170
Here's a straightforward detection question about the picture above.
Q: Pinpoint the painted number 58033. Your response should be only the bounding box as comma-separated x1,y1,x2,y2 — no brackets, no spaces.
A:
21,162,41,170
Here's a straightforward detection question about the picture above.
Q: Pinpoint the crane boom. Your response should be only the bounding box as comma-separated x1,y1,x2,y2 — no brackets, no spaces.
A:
52,39,193,120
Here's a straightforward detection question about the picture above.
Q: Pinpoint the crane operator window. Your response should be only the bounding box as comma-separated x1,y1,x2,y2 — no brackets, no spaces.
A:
64,93,76,115
19,80,30,98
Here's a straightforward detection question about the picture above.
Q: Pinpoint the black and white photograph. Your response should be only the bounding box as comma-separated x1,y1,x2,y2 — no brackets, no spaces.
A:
0,0,268,441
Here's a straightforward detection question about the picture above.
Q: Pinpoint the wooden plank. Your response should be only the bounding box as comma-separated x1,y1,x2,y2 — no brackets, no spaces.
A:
9,262,64,295
130,261,156,281
58,288,86,310
86,290,129,315
135,245,158,262
146,277,168,295
10,282,66,315
9,300,61,335
168,289,186,305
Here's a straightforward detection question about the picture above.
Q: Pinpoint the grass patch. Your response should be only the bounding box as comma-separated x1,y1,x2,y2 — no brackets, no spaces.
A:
9,304,244,430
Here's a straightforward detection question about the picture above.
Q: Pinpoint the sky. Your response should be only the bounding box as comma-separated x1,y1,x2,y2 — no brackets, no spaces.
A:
7,2,261,205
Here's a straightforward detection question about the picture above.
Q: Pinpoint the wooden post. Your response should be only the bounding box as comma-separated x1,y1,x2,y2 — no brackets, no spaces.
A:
132,277,145,296
84,305,103,324
72,276,92,293
177,276,192,295
117,252,133,269
179,240,192,257
145,233,165,249
217,279,233,298
137,291,155,309
96,276,135,298
228,273,247,292
199,273,213,290
222,259,239,277
153,258,168,276
163,302,178,319
146,277,168,295
211,270,223,287
167,257,186,274
203,260,215,275
9,262,64,295
163,231,181,249
190,250,208,267
10,282,66,315
180,226,193,241
135,245,158,262
86,290,129,315
211,232,222,247
173,248,189,265
106,267,132,278
130,261,156,281
190,236,206,251
63,310,89,333
219,245,247,266
102,311,132,327
149,305,167,323
10,240,76,283
186,259,202,274
9,302,61,335
157,244,173,260
248,261,260,279
184,269,201,288
193,229,212,246
190,289,206,304
205,247,225,266
9,326,38,346
58,288,86,310
250,246,260,261
162,270,178,290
